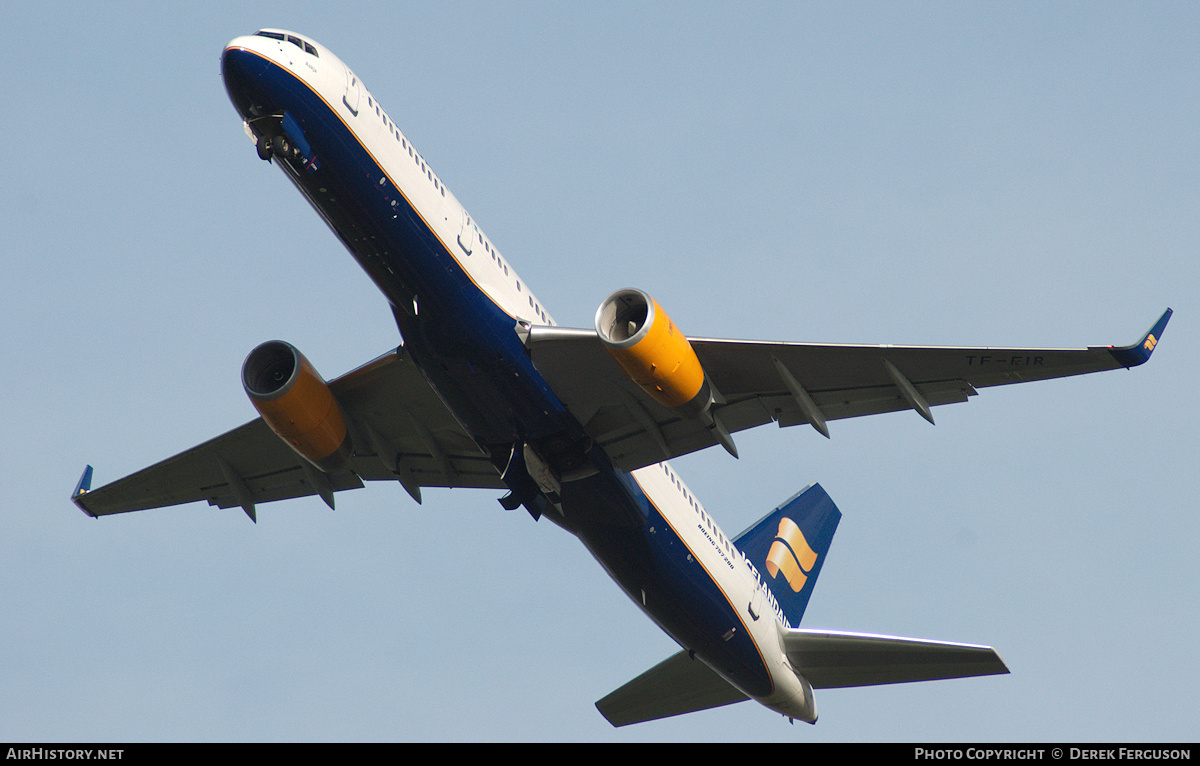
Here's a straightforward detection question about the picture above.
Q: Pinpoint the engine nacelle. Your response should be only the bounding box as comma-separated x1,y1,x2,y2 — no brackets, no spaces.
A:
594,288,711,413
242,340,352,474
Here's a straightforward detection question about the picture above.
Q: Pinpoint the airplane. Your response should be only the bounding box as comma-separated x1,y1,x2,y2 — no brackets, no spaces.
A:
70,29,1171,727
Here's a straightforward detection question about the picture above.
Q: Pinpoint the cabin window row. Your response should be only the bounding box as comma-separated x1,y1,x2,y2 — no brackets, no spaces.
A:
662,463,737,559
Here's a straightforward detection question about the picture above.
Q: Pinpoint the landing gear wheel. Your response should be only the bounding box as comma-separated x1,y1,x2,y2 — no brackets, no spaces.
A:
272,134,293,161
256,134,274,161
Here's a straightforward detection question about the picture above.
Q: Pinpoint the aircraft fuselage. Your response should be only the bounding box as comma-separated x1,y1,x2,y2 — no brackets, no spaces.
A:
221,31,813,720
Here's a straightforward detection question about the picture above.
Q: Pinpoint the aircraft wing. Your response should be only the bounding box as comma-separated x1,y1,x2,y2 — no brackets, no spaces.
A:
781,629,1009,688
72,347,502,521
527,309,1171,473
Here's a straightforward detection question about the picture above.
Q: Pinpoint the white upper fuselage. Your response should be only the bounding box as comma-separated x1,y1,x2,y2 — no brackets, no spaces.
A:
223,29,815,722
229,31,556,328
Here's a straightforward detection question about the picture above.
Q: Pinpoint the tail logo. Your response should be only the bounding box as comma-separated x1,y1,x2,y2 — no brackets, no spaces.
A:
1144,334,1158,352
765,517,819,593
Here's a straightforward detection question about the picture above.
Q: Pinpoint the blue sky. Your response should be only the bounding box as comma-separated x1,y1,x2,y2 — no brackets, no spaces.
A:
3,2,1197,742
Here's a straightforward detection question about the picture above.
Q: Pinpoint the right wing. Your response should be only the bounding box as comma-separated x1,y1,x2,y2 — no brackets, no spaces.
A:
528,309,1172,473
72,347,501,521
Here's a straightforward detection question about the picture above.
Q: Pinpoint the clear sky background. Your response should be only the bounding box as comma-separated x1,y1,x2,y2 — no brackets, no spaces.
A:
2,2,1196,743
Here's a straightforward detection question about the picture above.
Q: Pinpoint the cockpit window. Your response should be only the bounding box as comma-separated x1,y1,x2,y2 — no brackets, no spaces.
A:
253,31,318,57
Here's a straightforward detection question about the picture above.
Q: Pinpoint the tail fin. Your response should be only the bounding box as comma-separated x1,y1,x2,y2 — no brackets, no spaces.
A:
733,483,840,628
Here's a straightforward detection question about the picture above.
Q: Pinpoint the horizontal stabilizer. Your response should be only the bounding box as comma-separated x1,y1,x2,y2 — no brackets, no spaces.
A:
596,650,748,727
782,629,1009,688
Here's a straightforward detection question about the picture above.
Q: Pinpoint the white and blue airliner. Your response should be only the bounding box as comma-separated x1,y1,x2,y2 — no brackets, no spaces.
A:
71,30,1170,726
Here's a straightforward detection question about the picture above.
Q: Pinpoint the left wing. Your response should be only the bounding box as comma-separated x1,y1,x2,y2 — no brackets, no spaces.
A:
72,347,502,521
527,309,1171,473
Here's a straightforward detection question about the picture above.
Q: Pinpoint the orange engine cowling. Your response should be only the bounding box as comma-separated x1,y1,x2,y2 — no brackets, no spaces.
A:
242,341,352,474
594,288,711,413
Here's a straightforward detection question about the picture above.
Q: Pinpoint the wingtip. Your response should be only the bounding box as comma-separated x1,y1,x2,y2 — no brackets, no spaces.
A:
1109,308,1172,368
72,465,97,517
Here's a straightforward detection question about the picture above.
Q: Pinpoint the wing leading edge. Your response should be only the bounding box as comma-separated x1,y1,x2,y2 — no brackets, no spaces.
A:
72,347,502,521
528,309,1171,473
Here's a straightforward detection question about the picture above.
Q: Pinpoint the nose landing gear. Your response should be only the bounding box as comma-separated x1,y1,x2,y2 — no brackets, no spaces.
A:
255,134,274,161
255,132,301,164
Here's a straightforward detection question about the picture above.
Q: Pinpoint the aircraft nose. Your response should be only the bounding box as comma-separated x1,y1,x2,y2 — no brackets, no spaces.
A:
221,43,273,118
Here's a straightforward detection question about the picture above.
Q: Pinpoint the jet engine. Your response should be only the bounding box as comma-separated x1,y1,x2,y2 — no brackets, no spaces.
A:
594,288,709,411
242,340,352,474
594,288,738,456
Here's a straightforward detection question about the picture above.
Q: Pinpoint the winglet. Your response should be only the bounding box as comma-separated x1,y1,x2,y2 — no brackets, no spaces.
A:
72,465,96,518
1108,308,1172,368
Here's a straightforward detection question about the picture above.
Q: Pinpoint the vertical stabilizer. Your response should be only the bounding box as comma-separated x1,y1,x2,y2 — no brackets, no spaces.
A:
733,483,841,627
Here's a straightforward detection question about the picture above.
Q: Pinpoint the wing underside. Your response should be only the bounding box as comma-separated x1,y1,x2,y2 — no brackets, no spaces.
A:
75,309,1170,517
528,309,1171,473
73,347,501,519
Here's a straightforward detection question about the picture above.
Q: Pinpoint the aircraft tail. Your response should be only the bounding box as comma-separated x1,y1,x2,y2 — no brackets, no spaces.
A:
732,483,841,628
